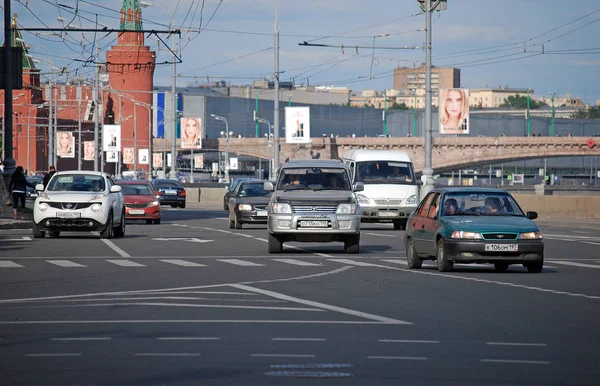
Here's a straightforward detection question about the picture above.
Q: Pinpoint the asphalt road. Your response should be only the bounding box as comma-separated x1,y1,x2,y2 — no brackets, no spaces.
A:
0,204,598,386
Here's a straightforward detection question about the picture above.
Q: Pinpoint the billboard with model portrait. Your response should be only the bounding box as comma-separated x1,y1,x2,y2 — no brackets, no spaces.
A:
153,152,163,168
83,141,95,161
122,147,134,164
438,88,470,135
194,154,204,169
102,124,122,151
284,106,311,144
139,149,149,165
57,132,75,158
180,117,202,149
106,151,119,163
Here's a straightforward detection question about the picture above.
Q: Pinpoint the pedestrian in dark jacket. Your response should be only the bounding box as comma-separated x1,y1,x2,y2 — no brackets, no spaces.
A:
9,166,34,220
42,165,57,189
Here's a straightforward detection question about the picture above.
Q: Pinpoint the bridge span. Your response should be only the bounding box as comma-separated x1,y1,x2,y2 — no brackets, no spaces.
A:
156,136,599,173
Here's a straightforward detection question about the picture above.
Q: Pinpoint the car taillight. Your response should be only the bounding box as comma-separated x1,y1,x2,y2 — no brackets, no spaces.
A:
156,191,163,195
180,189,186,196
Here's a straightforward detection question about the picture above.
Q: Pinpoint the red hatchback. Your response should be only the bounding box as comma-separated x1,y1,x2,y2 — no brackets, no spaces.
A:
116,180,162,224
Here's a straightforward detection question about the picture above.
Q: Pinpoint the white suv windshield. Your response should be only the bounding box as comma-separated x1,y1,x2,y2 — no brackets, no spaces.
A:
355,161,415,185
47,174,106,192
278,168,351,191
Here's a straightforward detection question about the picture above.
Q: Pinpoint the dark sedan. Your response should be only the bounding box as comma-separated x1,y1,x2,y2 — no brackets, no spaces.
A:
228,179,272,229
152,178,186,208
223,177,253,211
404,187,544,273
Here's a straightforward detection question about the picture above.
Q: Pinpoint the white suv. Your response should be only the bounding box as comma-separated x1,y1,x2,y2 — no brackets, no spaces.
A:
33,171,126,239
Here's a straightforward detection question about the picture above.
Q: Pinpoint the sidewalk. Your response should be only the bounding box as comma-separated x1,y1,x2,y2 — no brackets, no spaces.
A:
0,213,33,230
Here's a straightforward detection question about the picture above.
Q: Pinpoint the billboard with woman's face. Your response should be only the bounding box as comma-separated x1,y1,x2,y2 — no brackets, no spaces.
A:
153,152,163,168
122,147,134,164
84,141,96,161
181,117,202,149
439,88,470,135
57,132,74,158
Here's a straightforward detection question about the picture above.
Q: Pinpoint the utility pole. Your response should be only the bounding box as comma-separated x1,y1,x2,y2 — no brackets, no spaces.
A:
383,92,388,136
77,86,82,170
550,91,555,137
2,0,16,190
273,0,280,177
526,89,531,136
94,47,100,172
171,34,178,178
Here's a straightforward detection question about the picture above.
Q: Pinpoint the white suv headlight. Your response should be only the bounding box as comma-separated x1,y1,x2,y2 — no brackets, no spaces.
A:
38,202,48,211
406,195,418,205
272,203,292,214
337,203,358,214
357,194,370,204
91,204,102,212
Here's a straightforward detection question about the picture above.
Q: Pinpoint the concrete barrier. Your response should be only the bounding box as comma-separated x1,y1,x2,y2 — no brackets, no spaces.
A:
193,188,600,219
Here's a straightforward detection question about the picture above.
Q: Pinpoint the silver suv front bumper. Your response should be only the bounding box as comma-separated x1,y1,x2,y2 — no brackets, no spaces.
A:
269,212,360,236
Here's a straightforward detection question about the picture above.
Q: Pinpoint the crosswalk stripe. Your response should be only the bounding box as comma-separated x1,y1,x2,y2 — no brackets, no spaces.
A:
216,259,264,267
0,261,24,268
327,259,381,267
160,259,207,267
272,259,322,267
47,260,86,268
106,260,146,267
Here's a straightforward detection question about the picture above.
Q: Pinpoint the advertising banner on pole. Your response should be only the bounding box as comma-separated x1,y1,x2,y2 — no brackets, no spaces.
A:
138,149,149,165
57,132,75,158
153,152,163,168
106,151,119,163
122,147,134,164
229,157,238,170
167,153,172,167
83,141,95,161
102,124,122,151
438,88,470,135
194,154,204,169
180,117,202,149
285,106,311,144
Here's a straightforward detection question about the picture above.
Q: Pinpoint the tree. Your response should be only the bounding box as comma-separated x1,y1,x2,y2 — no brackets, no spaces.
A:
500,94,546,109
570,106,600,119
388,102,409,110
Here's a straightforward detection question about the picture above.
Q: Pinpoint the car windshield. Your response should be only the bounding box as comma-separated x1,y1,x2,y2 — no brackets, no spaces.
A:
238,183,272,197
441,192,525,217
355,161,415,185
46,174,106,192
277,168,351,191
118,184,153,196
155,180,181,189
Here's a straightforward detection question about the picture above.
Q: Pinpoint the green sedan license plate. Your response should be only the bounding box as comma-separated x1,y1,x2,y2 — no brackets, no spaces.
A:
485,244,518,252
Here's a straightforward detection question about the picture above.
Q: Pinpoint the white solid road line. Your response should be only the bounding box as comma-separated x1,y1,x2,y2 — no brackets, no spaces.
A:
251,354,316,358
0,236,31,242
134,353,201,357
217,259,264,267
271,338,327,341
486,342,547,346
272,259,322,267
0,261,24,268
106,260,145,267
550,261,600,269
98,238,131,258
481,359,551,364
365,232,397,238
160,259,207,267
327,259,381,267
47,260,86,268
25,353,82,357
367,356,428,360
379,259,408,265
51,337,111,341
157,337,220,341
379,339,440,344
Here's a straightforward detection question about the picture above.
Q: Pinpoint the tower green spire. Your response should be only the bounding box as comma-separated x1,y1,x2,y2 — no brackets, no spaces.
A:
120,0,143,31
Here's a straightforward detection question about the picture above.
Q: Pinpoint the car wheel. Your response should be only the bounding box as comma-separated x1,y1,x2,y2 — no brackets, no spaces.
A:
223,202,228,211
32,222,45,238
114,211,126,238
234,212,243,229
268,233,283,253
406,238,422,269
344,234,360,254
146,219,153,224
436,240,453,272
101,212,114,239
180,202,186,208
525,258,544,273
153,219,161,224
49,230,60,238
494,262,509,272
393,221,405,230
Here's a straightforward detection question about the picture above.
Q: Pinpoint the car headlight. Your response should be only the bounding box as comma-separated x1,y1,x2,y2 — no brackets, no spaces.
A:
406,195,418,205
451,231,483,239
519,231,543,239
357,194,370,204
337,203,358,214
38,202,48,211
40,193,50,200
91,204,102,212
272,203,292,214
91,193,106,200
238,204,252,211
150,201,159,207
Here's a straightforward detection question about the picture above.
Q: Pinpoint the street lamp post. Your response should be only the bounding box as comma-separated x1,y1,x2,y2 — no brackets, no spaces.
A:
211,114,231,183
413,91,418,137
134,101,152,180
526,89,531,136
383,92,388,136
27,103,48,174
550,91,556,137
257,117,272,180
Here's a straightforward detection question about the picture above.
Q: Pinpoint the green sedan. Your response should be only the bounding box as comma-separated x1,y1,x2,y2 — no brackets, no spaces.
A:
404,187,544,273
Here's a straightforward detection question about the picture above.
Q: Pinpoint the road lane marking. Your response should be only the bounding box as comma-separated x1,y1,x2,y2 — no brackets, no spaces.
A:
0,261,24,268
0,320,396,325
157,337,220,341
106,260,145,267
217,259,264,266
25,353,82,357
367,356,427,360
327,259,382,267
47,260,86,268
251,354,316,358
160,259,207,267
272,259,322,267
230,283,410,325
550,261,600,269
135,353,201,357
51,337,111,341
99,238,131,258
0,236,31,242
486,342,547,346
272,338,327,341
50,302,323,312
481,359,551,364
380,259,407,265
365,233,397,238
379,339,440,344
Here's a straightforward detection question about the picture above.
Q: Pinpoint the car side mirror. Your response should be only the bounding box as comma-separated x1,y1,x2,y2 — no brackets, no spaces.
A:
35,183,44,192
110,185,122,193
264,181,274,191
417,180,424,187
225,185,229,190
526,211,538,220
353,182,364,192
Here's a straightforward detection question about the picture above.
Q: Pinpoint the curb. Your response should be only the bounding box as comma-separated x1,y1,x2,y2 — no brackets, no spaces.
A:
0,221,33,230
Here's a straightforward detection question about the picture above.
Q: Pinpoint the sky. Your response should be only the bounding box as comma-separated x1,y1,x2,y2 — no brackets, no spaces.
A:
5,0,600,105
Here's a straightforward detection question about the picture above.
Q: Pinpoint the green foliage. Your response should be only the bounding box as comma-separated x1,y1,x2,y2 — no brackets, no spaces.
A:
388,102,409,110
570,106,600,119
499,94,546,109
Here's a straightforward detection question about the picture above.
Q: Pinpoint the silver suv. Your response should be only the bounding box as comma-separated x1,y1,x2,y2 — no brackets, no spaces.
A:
264,159,364,254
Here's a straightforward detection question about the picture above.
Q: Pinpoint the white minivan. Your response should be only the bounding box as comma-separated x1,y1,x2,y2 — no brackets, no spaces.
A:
342,149,419,230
